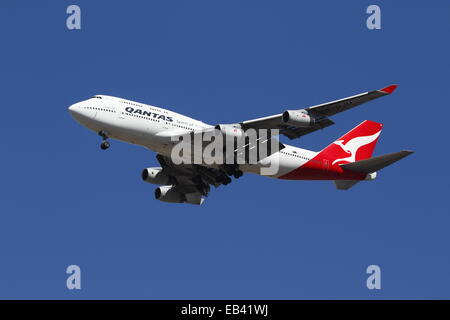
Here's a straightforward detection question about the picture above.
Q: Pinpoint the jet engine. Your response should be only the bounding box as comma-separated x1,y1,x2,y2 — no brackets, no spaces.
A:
282,110,315,127
141,167,171,185
154,185,184,203
184,192,205,205
214,124,244,139
154,186,204,205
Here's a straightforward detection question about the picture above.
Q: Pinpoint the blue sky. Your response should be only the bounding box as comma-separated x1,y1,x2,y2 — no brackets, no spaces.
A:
0,0,449,299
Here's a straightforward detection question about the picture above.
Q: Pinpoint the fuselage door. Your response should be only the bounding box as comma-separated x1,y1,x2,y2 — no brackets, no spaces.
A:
117,105,125,119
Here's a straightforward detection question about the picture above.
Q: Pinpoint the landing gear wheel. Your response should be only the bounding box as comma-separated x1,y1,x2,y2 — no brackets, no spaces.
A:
100,141,110,150
220,175,232,185
98,130,110,150
98,130,108,140
233,170,243,179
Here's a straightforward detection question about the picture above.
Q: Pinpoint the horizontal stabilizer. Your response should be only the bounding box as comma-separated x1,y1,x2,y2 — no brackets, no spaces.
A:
334,180,360,190
340,150,413,173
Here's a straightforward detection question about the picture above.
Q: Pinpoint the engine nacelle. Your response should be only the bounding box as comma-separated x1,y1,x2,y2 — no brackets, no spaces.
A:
154,186,205,205
154,185,184,203
141,167,171,185
214,124,244,139
282,110,315,127
184,192,205,205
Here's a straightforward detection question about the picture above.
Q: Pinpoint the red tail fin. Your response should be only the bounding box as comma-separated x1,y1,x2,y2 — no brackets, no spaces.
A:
319,120,383,166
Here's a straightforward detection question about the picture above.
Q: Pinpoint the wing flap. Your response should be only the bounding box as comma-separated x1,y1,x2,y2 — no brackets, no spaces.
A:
242,116,334,140
156,154,230,196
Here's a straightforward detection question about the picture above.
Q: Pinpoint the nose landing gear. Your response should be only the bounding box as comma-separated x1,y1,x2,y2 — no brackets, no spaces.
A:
100,141,110,150
98,130,110,150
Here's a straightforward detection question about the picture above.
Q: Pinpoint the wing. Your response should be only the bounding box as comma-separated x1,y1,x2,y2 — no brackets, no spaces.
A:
154,129,279,203
241,85,397,139
155,154,229,197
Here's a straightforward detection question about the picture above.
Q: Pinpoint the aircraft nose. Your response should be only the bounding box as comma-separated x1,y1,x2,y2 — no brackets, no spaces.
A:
68,102,88,123
68,101,97,125
68,103,79,115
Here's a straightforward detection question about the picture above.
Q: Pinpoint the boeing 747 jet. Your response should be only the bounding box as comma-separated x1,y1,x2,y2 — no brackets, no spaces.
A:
68,85,412,205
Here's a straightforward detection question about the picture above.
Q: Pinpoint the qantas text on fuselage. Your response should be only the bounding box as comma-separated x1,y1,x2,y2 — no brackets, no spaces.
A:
68,85,412,205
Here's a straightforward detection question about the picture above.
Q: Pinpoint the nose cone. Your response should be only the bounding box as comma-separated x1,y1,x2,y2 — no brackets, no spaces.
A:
68,102,93,125
68,103,80,116
68,103,84,123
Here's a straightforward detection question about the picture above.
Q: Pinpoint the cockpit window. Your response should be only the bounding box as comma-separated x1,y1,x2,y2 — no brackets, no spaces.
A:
92,95,102,99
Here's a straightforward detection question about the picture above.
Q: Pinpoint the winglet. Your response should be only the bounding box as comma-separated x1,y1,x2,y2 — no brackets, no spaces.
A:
379,84,398,94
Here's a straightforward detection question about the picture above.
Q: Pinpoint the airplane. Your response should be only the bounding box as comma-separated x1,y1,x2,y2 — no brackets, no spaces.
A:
68,84,413,205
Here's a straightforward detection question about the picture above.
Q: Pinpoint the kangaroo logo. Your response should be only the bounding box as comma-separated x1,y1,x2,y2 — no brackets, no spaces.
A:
332,131,381,165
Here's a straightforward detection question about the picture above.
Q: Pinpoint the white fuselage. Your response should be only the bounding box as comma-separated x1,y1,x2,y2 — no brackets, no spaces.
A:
68,95,317,178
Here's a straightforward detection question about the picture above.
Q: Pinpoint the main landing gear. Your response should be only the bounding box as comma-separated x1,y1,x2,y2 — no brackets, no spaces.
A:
218,165,243,186
98,130,110,150
220,175,232,185
233,170,243,179
224,164,243,179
